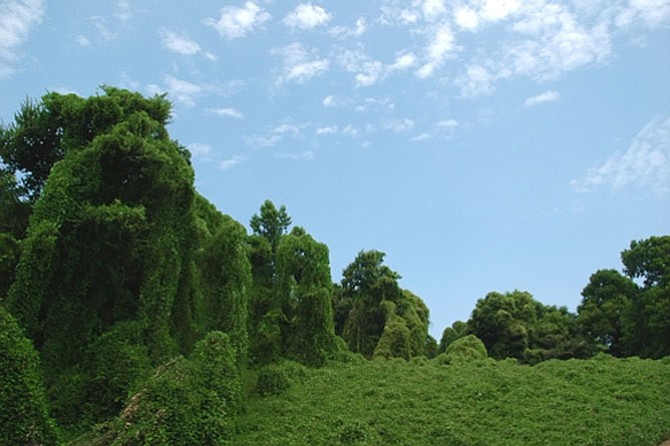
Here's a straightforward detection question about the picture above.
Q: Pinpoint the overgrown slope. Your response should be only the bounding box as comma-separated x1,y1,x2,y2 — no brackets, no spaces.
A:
234,355,670,446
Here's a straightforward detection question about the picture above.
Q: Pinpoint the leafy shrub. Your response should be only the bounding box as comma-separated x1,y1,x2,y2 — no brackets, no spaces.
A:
443,334,488,363
256,360,307,396
70,331,241,446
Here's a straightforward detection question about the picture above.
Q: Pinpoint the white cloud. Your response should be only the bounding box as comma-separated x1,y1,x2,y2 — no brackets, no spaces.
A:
274,123,301,136
275,150,314,160
115,0,133,22
273,42,329,85
323,95,336,107
524,90,560,107
480,0,521,22
283,3,331,30
0,0,44,77
416,24,455,78
454,7,480,30
437,119,459,128
206,107,244,119
330,17,367,38
187,142,213,160
75,34,90,46
220,155,246,170
422,0,446,21
246,122,303,148
389,51,417,71
161,29,201,55
205,2,271,40
503,3,612,81
616,0,670,28
316,126,338,135
337,46,384,87
571,115,670,195
165,76,203,107
381,118,415,133
91,16,117,40
455,64,495,97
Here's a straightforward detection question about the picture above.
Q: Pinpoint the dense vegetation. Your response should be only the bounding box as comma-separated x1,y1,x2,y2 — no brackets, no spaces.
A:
0,89,668,445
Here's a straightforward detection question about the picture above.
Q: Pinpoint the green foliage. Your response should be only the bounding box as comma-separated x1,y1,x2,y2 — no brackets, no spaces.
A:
577,235,670,359
340,250,430,359
440,334,488,364
439,320,468,352
5,89,200,428
621,236,670,358
468,290,594,362
577,269,637,356
276,228,339,365
69,332,241,446
196,211,251,364
255,360,308,396
0,305,58,446
0,87,172,202
250,200,292,254
248,202,340,366
233,356,670,446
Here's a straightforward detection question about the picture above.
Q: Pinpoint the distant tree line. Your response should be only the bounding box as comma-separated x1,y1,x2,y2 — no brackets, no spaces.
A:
0,88,667,444
439,236,669,363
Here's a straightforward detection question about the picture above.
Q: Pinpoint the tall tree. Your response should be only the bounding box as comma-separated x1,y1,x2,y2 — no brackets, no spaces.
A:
250,200,292,254
340,250,429,359
5,89,199,427
276,227,339,365
576,269,638,356
621,236,670,358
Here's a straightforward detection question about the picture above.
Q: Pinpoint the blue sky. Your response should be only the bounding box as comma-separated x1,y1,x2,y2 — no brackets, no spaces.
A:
1,0,669,337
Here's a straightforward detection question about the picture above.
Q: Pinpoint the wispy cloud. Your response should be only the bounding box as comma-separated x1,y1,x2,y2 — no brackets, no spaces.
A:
0,0,45,77
283,3,331,31
615,0,670,28
571,115,670,195
75,34,90,46
388,51,417,71
114,0,133,22
330,17,367,38
187,142,214,161
275,150,314,160
246,122,304,148
524,90,560,107
422,0,447,21
220,155,246,170
206,107,244,119
272,42,329,85
91,16,117,40
205,2,271,40
455,64,495,97
147,75,203,107
415,24,456,79
160,29,201,55
381,118,415,133
337,46,384,87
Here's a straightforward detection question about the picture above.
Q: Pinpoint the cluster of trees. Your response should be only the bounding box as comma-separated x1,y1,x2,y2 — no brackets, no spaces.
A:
440,236,670,363
0,88,433,443
0,88,667,444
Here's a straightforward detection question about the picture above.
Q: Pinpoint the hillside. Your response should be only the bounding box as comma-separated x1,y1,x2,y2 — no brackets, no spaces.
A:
233,356,670,446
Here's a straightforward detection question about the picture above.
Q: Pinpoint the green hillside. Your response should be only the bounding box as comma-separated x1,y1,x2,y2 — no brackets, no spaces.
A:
234,356,670,446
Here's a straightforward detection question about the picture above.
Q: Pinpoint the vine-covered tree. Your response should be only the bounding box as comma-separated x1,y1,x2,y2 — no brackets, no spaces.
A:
339,250,429,359
276,227,339,365
3,88,217,428
247,201,340,365
468,290,593,362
